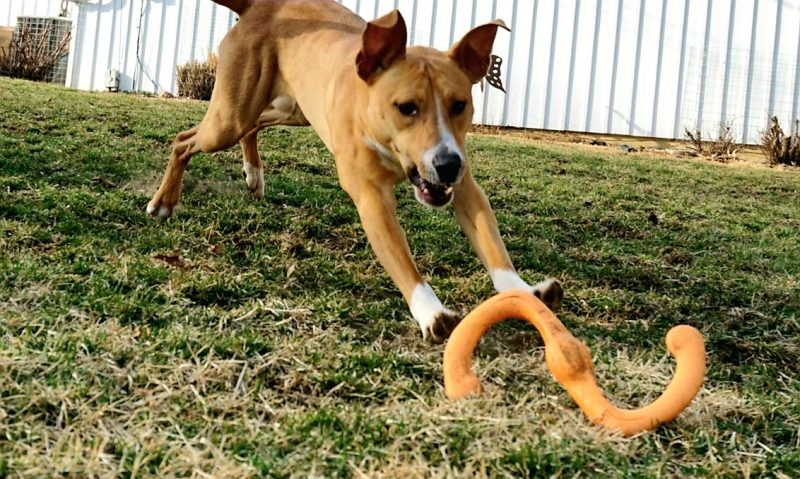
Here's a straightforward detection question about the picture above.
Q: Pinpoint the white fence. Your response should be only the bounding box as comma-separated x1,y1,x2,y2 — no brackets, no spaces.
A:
2,0,800,144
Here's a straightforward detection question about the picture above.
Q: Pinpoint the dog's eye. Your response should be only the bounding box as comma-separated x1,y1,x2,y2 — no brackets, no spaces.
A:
396,102,419,117
451,100,467,116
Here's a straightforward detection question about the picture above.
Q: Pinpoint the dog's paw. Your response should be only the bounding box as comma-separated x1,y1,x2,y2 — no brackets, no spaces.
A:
420,309,462,344
242,162,264,199
146,196,176,220
410,283,461,343
531,278,564,312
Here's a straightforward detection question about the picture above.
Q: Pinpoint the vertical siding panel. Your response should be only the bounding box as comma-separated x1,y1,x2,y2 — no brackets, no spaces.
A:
481,0,497,125
170,0,185,94
767,0,783,120
189,0,200,61
120,0,135,91
105,0,118,84
87,3,102,90
742,0,760,143
696,0,713,131
153,0,168,92
68,5,79,88
64,5,79,88
207,3,217,54
628,0,645,135
428,0,437,46
409,0,418,44
568,0,593,132
502,0,531,127
606,0,623,133
543,0,559,129
563,0,581,130
794,21,800,124
71,6,87,89
522,0,538,128
650,0,667,136
585,0,602,132
672,0,690,139
134,1,148,91
447,0,457,45
501,0,520,125
720,0,736,124
470,0,477,28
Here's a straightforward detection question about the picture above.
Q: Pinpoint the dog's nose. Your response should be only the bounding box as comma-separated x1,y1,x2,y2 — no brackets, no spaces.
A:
433,152,462,184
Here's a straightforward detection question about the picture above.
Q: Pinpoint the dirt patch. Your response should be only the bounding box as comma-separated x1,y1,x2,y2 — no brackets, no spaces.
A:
471,125,781,171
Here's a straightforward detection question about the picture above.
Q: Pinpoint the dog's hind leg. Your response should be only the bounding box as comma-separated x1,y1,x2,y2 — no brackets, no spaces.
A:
147,30,276,219
239,96,308,199
240,131,264,199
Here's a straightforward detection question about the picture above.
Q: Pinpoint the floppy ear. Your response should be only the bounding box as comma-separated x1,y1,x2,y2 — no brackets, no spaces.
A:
448,20,510,84
356,10,408,82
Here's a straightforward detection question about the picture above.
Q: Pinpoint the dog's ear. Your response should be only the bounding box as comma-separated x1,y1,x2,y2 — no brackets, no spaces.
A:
356,10,407,82
449,20,510,84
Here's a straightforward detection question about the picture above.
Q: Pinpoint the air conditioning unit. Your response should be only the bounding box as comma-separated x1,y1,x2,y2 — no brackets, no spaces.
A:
15,16,72,85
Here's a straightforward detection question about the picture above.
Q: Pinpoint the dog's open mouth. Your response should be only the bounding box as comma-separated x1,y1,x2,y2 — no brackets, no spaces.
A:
408,167,454,207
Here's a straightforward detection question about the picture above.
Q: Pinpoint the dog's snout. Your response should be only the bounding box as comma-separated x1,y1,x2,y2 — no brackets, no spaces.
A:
433,152,462,184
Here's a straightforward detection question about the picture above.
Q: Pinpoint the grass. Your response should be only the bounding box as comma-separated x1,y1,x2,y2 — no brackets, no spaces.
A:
1,76,799,478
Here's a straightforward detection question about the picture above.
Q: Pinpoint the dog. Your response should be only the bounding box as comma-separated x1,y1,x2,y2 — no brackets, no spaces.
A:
147,0,563,342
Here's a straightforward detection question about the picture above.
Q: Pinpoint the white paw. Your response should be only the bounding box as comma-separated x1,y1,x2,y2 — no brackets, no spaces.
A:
242,161,264,199
492,270,563,312
409,283,461,343
146,201,174,220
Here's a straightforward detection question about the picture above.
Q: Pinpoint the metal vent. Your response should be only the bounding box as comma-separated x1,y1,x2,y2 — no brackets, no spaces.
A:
15,16,72,85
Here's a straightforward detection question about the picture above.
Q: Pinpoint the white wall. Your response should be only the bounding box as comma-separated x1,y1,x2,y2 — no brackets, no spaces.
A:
2,0,799,144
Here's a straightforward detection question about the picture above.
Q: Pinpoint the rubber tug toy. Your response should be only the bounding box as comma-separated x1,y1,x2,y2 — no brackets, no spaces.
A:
443,290,706,436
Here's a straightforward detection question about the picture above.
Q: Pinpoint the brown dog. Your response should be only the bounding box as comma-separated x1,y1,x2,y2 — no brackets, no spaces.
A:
147,0,562,342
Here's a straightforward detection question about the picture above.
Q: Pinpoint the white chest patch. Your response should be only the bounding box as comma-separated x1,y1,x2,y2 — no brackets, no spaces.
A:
364,136,404,175
364,136,394,161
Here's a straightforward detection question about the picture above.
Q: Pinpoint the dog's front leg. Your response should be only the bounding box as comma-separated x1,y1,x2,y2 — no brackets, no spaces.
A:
344,175,461,343
453,170,563,311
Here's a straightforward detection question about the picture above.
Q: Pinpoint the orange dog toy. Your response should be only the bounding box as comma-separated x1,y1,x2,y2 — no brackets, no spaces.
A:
443,290,706,435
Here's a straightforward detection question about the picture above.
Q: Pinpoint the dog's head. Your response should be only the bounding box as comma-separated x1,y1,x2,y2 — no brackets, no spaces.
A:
357,11,508,207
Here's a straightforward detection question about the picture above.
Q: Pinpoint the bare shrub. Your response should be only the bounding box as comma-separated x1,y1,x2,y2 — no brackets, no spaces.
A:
684,127,705,155
176,52,217,101
760,116,800,167
708,123,739,163
684,123,739,163
0,23,71,82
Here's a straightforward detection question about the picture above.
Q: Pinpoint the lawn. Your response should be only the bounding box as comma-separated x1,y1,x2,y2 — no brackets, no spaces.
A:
1,77,799,478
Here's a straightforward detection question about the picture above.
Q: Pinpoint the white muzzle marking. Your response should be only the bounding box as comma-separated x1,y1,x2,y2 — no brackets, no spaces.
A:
421,93,465,184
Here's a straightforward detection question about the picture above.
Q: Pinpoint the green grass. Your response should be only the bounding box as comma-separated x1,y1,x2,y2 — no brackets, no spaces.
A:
1,76,799,477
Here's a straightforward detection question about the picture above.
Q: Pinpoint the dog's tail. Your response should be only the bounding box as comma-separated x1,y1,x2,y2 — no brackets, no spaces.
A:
212,0,252,15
